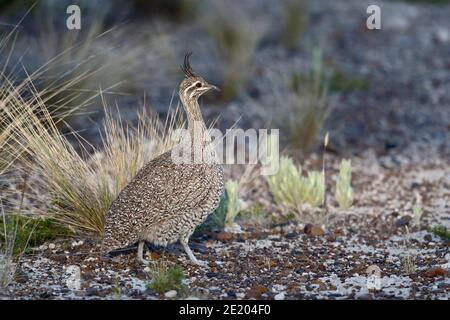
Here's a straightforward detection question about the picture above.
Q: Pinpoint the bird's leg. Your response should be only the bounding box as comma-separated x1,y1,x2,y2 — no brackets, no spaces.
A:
137,240,149,265
180,237,208,267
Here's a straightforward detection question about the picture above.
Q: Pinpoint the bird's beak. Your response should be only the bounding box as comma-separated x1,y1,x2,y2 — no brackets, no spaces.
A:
208,84,220,92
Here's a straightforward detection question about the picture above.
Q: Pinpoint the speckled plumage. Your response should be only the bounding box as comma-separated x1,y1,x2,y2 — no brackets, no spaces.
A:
102,53,223,265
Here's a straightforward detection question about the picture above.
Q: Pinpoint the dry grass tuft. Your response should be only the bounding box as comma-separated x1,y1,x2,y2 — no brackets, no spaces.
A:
3,85,184,236
203,0,266,101
286,49,332,150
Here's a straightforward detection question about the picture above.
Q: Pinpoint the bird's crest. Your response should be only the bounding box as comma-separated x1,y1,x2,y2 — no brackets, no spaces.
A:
181,52,197,78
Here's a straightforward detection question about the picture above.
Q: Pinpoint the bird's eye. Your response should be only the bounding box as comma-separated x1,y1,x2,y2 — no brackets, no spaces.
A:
195,82,202,88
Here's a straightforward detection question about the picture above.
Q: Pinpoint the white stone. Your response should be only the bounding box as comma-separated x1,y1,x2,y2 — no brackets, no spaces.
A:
164,290,177,298
65,265,81,291
435,28,450,43
236,292,245,299
224,223,243,234
274,292,285,300
48,243,56,250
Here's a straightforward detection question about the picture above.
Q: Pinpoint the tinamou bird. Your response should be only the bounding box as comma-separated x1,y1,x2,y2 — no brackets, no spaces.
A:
102,53,224,266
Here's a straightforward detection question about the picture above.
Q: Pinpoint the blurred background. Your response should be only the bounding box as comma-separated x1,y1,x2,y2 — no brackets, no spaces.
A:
0,0,449,156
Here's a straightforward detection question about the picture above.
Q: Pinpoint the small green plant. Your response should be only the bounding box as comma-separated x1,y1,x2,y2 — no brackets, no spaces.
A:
208,180,240,230
328,69,369,92
303,171,325,207
0,208,15,291
238,204,273,227
267,157,304,209
0,215,70,255
412,204,423,227
429,225,450,241
335,159,353,209
224,180,240,228
266,156,325,212
146,262,187,297
0,202,34,291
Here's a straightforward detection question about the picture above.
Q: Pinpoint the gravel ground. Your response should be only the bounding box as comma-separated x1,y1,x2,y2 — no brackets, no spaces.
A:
1,149,448,300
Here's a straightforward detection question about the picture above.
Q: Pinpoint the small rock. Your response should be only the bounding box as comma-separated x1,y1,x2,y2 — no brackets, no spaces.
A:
224,223,243,234
71,240,84,247
206,272,219,278
424,267,448,278
216,231,232,242
304,223,325,236
311,279,327,291
423,234,432,242
395,215,412,228
246,285,268,299
286,232,298,239
86,287,98,296
435,27,450,43
274,292,285,300
236,292,245,299
39,291,52,299
48,243,56,250
164,290,177,298
227,290,236,298
65,265,81,291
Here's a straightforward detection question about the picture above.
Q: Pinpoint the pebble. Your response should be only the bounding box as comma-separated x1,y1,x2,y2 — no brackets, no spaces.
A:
424,267,448,278
164,290,177,298
304,224,325,236
216,231,233,242
274,292,285,300
48,243,56,250
86,287,98,296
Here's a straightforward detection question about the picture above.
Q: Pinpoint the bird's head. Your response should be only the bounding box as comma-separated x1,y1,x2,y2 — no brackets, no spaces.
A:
179,52,219,104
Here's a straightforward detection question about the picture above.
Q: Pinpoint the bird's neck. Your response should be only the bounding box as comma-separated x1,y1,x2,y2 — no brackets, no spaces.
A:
180,96,217,163
182,97,208,139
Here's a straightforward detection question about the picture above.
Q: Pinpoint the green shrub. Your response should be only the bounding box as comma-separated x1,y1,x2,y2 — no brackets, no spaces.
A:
430,225,450,241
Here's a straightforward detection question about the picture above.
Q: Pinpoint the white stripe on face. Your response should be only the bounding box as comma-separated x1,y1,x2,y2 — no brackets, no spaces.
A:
183,82,198,99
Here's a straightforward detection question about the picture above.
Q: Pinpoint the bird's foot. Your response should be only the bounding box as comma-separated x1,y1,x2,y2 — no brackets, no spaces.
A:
190,258,208,267
138,257,150,265
182,240,208,267
137,240,150,265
